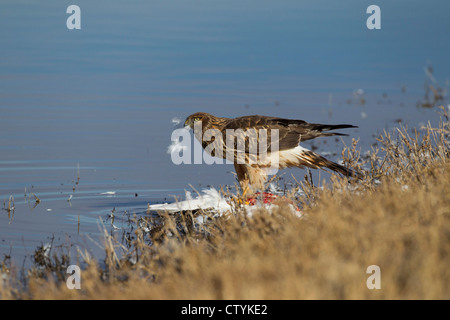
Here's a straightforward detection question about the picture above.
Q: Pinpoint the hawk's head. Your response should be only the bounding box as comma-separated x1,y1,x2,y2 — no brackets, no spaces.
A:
184,112,213,130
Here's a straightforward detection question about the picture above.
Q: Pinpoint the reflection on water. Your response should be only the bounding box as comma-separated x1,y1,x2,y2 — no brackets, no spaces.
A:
0,0,449,265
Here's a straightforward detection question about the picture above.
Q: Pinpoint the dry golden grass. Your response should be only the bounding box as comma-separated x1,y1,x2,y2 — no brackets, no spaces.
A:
1,113,449,300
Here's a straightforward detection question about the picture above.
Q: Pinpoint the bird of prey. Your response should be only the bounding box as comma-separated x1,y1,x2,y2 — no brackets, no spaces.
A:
184,112,360,195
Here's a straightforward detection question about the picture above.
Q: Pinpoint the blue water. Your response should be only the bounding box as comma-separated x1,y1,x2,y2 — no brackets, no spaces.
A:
0,0,449,265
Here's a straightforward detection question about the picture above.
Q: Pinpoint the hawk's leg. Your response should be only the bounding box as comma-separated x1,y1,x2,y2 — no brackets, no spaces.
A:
234,163,251,198
234,163,269,199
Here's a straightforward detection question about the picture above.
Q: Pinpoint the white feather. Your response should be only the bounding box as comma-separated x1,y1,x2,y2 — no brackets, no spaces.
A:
147,188,231,213
147,187,302,217
262,145,310,173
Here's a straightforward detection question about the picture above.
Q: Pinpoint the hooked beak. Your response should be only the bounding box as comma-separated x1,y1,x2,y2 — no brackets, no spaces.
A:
184,118,192,129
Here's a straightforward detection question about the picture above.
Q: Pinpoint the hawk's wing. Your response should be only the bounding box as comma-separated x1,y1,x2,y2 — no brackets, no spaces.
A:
221,115,357,152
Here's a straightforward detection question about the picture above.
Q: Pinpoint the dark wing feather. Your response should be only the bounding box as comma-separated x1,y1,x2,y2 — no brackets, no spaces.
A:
221,115,357,152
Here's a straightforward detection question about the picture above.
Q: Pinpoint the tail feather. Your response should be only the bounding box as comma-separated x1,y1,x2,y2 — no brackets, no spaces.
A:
321,157,362,178
292,148,362,179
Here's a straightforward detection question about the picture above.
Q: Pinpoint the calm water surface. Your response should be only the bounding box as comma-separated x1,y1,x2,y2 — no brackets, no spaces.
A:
0,0,449,266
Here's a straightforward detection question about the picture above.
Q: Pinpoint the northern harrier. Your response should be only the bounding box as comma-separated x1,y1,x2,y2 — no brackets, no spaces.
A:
184,112,360,195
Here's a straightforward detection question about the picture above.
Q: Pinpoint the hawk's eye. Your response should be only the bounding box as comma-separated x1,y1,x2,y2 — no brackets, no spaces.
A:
193,117,201,121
